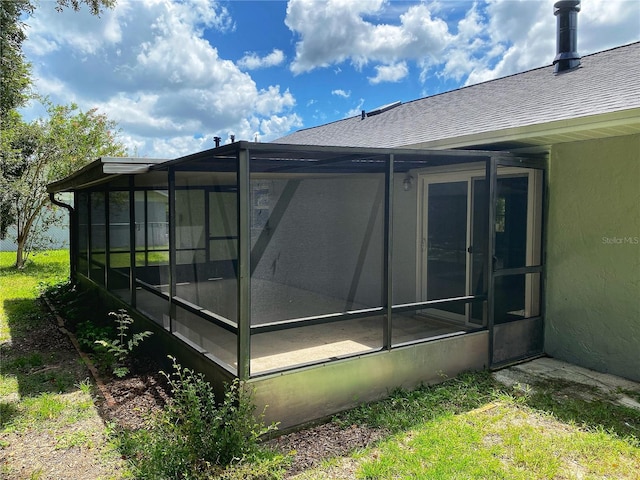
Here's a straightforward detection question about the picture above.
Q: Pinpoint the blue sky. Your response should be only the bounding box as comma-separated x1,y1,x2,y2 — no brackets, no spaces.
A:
23,0,640,158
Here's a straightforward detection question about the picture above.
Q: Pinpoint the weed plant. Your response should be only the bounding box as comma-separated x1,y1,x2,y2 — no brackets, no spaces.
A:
94,309,152,377
118,356,279,479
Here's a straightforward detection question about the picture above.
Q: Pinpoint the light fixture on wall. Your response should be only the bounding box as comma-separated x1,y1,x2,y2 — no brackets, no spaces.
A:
403,174,414,191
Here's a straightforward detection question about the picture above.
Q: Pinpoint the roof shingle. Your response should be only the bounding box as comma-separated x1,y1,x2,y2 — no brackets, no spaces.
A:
276,42,640,149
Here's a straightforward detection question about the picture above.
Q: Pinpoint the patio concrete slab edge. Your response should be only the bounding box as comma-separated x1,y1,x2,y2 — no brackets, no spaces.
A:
493,357,640,410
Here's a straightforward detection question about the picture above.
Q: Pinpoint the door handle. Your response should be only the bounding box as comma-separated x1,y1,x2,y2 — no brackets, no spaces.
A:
467,246,473,254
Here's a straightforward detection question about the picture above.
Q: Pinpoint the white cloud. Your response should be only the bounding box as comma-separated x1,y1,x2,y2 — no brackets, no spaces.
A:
345,98,365,118
254,86,296,116
456,2,484,40
463,0,640,86
285,0,640,89
23,0,297,157
331,89,351,98
368,62,408,84
238,49,285,70
285,0,451,74
259,113,304,137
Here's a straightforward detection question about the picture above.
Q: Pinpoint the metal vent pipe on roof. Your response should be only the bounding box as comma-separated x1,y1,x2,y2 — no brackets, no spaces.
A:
553,0,581,73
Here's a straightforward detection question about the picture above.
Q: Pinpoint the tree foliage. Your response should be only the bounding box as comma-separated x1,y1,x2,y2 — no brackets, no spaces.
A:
1,0,115,121
0,0,34,118
53,0,116,16
0,101,127,268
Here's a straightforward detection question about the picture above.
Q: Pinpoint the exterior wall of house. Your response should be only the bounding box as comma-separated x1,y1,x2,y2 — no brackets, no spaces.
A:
392,174,419,304
251,175,385,313
545,133,640,381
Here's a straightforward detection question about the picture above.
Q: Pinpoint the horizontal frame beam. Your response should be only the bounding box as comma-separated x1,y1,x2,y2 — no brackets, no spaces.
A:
251,307,384,334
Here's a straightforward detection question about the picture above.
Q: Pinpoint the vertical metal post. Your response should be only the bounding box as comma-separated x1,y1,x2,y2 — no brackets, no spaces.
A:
486,156,497,367
104,190,110,288
204,188,211,263
144,191,149,266
237,146,251,379
87,192,92,279
383,155,394,350
168,169,177,332
129,177,137,307
69,193,78,283
540,167,548,343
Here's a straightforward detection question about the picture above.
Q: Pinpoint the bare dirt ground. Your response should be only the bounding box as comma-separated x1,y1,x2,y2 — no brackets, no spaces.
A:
0,300,386,479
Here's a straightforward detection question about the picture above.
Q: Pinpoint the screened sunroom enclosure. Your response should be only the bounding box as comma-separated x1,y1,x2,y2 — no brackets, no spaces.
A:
51,143,545,427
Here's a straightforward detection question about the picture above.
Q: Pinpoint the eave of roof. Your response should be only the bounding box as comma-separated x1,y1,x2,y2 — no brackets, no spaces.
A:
47,156,168,193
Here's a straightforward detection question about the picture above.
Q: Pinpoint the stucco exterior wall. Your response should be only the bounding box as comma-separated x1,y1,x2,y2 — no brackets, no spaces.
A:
545,134,640,381
251,175,385,310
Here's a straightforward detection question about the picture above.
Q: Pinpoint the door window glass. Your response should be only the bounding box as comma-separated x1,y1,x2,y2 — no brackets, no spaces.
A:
426,181,468,315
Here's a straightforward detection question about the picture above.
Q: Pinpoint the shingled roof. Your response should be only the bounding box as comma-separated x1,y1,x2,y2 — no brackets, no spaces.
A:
276,42,640,151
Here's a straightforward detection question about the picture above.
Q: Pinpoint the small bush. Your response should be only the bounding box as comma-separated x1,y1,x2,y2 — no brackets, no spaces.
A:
127,356,278,479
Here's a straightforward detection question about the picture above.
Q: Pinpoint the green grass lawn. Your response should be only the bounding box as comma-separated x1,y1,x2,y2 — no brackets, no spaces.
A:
297,375,640,479
354,401,639,479
0,250,126,479
0,250,70,343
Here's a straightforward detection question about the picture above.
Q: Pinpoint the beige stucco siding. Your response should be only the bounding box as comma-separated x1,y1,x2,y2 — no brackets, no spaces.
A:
545,134,640,381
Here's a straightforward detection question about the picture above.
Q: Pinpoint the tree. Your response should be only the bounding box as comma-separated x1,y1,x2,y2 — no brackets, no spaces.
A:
0,0,34,119
1,0,115,121
0,101,127,268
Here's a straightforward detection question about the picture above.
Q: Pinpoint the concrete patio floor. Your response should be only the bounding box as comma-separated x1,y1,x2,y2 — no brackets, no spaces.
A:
494,356,640,411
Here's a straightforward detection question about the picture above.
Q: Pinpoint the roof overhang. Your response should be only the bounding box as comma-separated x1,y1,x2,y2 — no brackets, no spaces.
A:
47,156,168,193
404,107,640,153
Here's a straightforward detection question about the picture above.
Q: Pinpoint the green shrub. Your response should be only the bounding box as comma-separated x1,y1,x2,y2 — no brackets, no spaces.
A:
128,356,278,479
75,320,115,352
41,281,89,325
